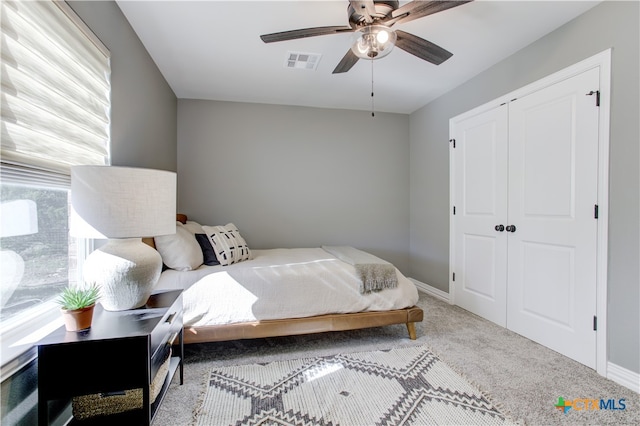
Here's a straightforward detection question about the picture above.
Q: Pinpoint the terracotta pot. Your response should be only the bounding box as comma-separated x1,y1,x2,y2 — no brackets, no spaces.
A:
61,304,95,332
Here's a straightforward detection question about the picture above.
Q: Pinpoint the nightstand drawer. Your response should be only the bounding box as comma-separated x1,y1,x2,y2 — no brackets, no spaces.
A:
149,293,182,380
150,294,182,354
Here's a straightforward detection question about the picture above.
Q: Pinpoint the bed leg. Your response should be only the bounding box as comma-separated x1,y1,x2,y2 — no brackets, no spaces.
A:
406,322,417,340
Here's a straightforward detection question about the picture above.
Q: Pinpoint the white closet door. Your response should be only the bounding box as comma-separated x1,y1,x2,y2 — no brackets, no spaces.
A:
506,67,599,368
453,104,508,326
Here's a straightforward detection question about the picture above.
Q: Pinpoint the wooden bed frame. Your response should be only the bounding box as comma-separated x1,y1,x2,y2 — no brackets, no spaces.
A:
144,216,424,344
181,306,423,344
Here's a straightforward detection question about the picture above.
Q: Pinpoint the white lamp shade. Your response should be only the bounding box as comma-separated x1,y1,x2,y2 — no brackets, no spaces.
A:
0,200,38,237
71,166,177,239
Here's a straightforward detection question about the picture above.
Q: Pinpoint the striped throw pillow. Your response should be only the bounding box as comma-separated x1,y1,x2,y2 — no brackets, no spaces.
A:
202,223,251,266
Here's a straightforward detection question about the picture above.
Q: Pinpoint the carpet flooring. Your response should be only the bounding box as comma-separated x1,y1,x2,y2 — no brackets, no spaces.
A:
154,292,639,425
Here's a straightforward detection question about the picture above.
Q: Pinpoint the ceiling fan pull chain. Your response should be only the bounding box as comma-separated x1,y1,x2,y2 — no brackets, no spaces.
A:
371,58,375,117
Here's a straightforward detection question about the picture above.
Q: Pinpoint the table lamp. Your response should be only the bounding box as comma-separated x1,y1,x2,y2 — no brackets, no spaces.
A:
71,166,176,311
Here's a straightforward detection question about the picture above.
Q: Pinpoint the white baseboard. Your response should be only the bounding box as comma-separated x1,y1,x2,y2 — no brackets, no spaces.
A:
607,362,640,393
409,278,451,303
409,279,639,393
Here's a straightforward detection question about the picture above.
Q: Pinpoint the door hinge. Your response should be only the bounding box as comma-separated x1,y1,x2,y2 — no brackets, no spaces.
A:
453,206,456,215
452,272,456,282
586,90,600,107
594,204,599,219
593,315,597,331
449,138,456,148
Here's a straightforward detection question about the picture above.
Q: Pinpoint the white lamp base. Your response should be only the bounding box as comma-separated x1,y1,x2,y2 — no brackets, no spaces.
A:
83,238,162,311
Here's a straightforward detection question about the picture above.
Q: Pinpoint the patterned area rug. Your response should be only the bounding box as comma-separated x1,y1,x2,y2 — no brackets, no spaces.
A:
194,345,516,425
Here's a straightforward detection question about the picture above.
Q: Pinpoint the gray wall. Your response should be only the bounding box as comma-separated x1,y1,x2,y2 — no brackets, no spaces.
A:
178,100,410,272
0,2,177,425
409,1,639,373
70,0,178,171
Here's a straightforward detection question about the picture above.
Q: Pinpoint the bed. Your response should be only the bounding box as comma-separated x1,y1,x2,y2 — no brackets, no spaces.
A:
146,217,423,345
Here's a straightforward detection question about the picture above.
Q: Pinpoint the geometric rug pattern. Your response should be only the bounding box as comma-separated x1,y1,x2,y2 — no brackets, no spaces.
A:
195,346,516,425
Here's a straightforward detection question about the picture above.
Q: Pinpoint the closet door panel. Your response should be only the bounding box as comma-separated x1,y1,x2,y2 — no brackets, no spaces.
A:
452,105,508,327
506,67,599,368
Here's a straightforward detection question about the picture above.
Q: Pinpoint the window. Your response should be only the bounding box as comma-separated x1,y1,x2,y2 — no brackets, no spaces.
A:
0,184,74,321
0,0,110,371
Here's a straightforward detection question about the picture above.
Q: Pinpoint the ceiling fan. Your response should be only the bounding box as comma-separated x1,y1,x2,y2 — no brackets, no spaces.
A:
260,0,473,74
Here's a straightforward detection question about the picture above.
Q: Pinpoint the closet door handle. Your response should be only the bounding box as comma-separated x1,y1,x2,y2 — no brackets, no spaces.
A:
495,224,505,232
506,225,517,233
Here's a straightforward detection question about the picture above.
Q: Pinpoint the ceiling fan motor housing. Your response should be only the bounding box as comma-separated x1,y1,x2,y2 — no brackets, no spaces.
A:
348,0,399,25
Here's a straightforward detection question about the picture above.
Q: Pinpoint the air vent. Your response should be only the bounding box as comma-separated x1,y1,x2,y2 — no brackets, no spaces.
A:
285,52,321,70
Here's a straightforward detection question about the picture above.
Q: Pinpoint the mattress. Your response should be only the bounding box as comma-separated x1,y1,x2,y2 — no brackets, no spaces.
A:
155,247,419,328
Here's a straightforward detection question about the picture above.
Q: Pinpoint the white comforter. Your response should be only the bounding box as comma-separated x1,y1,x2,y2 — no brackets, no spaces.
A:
155,248,419,327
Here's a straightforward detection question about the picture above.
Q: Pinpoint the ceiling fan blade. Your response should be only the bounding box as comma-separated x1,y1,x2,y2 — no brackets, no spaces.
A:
260,26,354,43
392,1,473,25
350,0,377,23
395,30,453,65
332,49,360,74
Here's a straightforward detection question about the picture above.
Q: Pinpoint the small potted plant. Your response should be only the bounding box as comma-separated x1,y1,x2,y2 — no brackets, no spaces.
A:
57,284,100,332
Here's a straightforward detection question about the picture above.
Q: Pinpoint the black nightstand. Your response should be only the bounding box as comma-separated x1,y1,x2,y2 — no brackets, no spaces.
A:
37,290,184,425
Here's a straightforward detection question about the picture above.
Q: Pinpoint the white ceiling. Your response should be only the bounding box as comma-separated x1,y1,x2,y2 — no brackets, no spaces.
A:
115,0,600,114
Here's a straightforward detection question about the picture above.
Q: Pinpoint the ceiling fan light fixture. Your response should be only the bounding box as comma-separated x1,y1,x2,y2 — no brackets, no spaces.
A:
351,25,396,59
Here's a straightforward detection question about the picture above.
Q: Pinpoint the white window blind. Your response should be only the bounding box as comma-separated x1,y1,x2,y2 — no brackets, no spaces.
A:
1,0,111,176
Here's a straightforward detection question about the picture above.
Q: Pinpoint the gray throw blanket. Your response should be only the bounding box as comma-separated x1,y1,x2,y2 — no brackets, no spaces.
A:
322,246,398,294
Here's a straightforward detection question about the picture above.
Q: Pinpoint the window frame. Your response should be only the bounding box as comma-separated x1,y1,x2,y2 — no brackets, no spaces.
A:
0,0,110,378
0,178,95,378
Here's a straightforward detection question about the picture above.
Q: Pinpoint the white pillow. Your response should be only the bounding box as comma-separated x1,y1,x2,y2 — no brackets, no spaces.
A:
154,222,203,271
183,220,204,234
202,223,251,266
